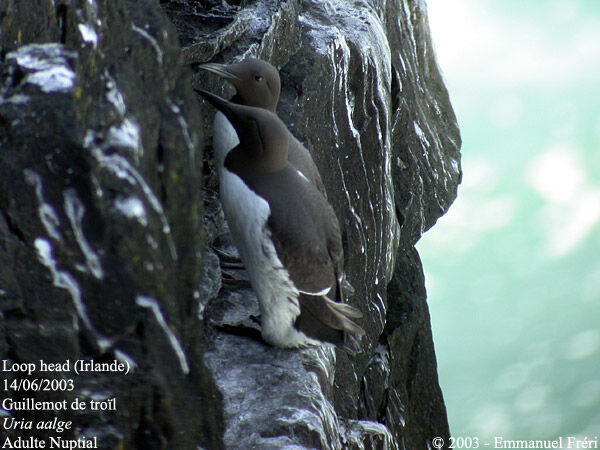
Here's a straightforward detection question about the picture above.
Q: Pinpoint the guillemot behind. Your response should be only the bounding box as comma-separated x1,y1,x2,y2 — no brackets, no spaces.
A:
199,58,326,195
197,88,364,353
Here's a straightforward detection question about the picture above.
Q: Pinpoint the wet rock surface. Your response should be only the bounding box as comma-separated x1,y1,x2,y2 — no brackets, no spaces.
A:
1,0,460,448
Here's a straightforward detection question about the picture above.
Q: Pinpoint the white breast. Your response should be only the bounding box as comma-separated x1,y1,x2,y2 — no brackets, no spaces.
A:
212,111,239,169
214,113,319,348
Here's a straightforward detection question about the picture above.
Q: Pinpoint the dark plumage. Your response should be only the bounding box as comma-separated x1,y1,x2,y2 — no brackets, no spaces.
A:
200,58,326,195
198,89,364,353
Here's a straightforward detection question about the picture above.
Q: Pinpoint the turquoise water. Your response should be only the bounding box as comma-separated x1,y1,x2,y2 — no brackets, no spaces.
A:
420,0,600,440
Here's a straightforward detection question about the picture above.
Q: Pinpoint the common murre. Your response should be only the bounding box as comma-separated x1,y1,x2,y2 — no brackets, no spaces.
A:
198,89,364,353
199,58,326,195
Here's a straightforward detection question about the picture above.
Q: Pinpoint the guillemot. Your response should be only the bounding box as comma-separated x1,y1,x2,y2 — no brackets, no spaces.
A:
198,89,364,353
199,58,326,195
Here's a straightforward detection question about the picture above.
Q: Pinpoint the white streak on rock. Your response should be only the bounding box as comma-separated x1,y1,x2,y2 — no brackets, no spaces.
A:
105,73,126,116
166,98,196,165
7,44,77,93
2,94,29,104
114,350,138,372
34,238,91,331
114,197,147,226
90,148,137,185
135,295,189,374
131,24,163,65
27,66,75,93
64,189,104,280
413,121,430,148
106,118,142,164
88,147,177,260
78,24,98,47
24,169,62,242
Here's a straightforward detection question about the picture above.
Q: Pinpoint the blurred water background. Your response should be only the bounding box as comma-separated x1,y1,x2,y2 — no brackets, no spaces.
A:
420,0,600,440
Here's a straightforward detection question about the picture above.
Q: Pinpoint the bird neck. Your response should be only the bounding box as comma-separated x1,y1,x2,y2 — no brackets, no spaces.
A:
225,142,287,175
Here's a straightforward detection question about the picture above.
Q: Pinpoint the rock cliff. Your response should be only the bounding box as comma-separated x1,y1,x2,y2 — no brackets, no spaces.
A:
0,0,460,448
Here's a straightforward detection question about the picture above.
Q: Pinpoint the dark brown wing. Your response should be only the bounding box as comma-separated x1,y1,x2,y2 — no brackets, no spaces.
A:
243,165,340,295
236,164,364,351
288,135,327,198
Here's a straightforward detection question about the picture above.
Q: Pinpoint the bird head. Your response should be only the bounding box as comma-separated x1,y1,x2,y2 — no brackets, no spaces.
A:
199,58,281,112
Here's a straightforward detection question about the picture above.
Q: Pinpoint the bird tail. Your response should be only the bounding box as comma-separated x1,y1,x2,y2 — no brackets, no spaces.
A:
324,297,365,355
324,298,364,335
295,294,365,354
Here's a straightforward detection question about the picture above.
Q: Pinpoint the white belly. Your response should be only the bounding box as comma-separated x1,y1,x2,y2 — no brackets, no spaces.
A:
214,116,319,348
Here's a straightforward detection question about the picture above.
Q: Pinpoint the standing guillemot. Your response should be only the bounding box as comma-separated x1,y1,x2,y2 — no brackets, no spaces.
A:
199,58,326,196
197,89,364,353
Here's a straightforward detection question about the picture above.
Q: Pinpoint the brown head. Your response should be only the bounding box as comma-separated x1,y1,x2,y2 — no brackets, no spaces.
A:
196,89,289,173
199,58,281,112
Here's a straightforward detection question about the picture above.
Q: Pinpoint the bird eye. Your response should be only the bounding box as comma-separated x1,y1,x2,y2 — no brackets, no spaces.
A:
254,75,263,82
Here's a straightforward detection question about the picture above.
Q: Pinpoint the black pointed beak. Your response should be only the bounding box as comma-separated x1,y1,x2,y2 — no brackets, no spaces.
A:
198,63,241,81
195,88,253,134
195,88,236,116
196,88,270,158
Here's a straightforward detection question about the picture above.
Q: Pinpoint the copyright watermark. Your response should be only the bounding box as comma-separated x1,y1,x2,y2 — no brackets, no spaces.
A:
432,436,445,448
430,436,599,449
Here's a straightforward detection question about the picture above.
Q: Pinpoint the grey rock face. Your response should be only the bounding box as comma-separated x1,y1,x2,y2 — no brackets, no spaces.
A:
1,0,460,448
0,1,220,448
